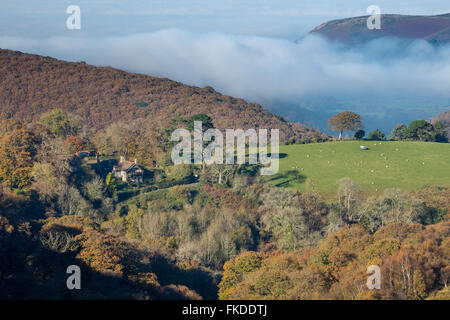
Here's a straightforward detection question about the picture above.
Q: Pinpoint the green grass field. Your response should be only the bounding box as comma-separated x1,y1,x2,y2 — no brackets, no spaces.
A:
269,141,450,194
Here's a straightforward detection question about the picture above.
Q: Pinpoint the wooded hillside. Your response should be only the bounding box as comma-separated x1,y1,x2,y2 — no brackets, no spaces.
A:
0,49,318,142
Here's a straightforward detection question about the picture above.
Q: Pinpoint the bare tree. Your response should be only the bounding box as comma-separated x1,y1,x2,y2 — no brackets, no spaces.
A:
40,231,73,253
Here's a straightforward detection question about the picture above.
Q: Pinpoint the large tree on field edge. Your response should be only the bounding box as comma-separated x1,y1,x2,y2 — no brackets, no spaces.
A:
328,111,363,140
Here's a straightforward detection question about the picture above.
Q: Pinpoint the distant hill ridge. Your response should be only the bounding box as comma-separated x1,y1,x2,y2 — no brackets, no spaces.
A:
0,49,318,141
310,13,450,45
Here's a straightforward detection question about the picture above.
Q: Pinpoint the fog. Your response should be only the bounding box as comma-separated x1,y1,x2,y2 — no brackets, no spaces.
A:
1,29,449,132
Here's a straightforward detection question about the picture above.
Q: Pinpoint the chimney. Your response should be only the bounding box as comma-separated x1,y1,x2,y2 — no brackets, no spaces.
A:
134,158,138,164
120,156,124,163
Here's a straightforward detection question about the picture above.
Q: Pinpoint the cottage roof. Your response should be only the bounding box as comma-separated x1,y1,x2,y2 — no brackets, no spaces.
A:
114,161,137,172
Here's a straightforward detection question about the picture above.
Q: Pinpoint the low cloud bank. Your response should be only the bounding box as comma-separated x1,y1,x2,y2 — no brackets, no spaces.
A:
1,29,449,125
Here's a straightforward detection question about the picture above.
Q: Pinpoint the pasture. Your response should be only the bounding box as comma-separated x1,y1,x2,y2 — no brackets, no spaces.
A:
270,141,450,194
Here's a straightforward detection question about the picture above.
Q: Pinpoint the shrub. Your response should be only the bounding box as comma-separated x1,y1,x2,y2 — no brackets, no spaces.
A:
389,124,407,140
404,120,434,141
165,164,193,181
432,121,448,143
135,101,149,108
354,129,365,140
368,129,385,140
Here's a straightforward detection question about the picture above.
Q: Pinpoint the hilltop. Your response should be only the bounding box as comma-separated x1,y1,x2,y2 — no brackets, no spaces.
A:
310,13,450,45
0,49,319,142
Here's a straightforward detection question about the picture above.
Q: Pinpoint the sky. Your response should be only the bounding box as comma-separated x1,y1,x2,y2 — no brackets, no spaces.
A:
1,0,449,39
0,1,449,132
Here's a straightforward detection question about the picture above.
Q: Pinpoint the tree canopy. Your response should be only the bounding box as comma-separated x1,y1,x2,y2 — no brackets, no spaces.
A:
328,111,362,140
0,128,40,189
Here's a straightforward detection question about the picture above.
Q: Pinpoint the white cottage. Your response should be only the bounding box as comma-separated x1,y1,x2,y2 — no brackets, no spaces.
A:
112,156,143,183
